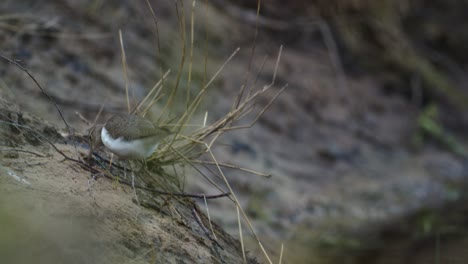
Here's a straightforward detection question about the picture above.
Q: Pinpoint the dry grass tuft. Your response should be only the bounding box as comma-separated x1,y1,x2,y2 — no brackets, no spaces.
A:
115,1,287,263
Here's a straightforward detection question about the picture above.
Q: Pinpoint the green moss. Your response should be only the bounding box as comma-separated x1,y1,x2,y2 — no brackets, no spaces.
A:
246,190,270,221
415,103,467,157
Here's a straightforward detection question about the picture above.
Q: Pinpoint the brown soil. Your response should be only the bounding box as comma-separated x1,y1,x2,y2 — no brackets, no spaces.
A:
1,1,468,264
0,97,252,263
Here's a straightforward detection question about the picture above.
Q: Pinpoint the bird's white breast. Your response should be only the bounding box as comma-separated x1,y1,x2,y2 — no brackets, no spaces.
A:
101,127,159,159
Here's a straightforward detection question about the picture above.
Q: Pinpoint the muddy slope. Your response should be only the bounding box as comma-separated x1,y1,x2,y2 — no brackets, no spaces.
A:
1,1,468,264
0,96,254,263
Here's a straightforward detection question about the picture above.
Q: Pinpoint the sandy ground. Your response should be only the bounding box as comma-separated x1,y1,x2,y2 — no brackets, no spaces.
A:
0,100,252,263
1,1,468,264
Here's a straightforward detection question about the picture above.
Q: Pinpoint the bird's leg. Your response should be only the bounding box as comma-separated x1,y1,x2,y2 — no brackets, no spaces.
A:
86,127,95,163
135,159,153,186
130,160,140,205
109,153,115,171
87,144,94,162
140,159,155,184
123,160,127,179
142,158,148,173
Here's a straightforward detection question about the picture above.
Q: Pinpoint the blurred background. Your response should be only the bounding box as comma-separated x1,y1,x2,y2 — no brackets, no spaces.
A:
1,0,468,263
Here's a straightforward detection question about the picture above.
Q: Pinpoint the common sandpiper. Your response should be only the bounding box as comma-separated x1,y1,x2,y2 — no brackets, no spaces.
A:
89,113,170,160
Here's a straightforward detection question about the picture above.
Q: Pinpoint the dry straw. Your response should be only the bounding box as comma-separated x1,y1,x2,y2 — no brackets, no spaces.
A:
119,1,288,263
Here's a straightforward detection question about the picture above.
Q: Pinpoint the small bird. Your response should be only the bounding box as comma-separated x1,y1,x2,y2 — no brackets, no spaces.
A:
88,113,170,160
88,114,170,204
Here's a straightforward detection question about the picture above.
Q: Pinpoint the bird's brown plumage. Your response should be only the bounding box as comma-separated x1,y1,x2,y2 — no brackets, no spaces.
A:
104,114,165,140
87,114,170,159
